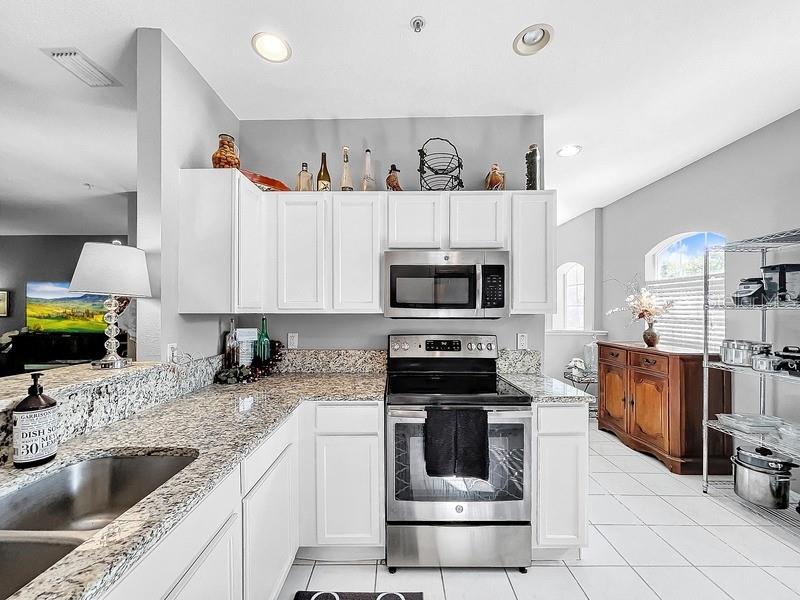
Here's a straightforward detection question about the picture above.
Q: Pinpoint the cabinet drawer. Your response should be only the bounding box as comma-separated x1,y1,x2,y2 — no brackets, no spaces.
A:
537,405,589,434
241,412,297,495
316,403,381,433
599,346,627,365
629,351,668,375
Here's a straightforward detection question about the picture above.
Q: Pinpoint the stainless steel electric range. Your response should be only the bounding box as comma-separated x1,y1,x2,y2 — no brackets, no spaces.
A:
384,334,533,571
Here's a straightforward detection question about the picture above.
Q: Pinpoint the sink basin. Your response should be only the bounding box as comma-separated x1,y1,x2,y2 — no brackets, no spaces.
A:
0,537,81,599
0,455,195,531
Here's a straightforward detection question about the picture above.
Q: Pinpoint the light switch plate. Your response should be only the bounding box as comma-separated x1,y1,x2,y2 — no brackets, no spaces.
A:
516,333,528,350
287,332,299,349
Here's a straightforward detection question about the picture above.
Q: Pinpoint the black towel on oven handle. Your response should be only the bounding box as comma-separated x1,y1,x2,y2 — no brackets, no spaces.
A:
424,408,457,477
454,408,489,480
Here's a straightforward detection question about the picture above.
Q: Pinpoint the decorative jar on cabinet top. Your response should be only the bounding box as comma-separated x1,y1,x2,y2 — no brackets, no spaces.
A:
212,134,240,169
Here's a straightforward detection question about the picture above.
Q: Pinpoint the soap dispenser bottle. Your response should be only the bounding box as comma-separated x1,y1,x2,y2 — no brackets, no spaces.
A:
13,372,58,469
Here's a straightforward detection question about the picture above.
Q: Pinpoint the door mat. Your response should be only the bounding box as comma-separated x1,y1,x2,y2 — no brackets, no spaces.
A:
295,594,423,600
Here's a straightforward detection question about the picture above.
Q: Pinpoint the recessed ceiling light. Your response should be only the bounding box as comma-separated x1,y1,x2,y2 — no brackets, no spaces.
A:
251,32,292,63
556,144,583,157
513,24,553,56
410,16,426,33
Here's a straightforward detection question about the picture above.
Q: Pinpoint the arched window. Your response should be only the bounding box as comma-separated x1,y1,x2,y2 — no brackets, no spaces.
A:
645,232,725,350
552,262,585,330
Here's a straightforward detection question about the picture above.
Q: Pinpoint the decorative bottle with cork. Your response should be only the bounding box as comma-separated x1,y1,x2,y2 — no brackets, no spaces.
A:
13,373,58,469
296,162,313,191
361,149,375,191
340,146,354,191
317,152,331,191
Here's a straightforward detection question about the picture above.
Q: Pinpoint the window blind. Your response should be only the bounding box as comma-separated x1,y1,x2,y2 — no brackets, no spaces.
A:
645,274,725,352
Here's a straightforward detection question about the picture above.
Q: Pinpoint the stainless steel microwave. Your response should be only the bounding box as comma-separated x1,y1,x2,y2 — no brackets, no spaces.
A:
383,250,510,319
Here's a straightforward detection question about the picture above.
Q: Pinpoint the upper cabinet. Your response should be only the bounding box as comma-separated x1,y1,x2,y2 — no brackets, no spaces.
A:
332,193,383,312
276,194,326,310
178,169,264,314
449,192,505,248
511,191,556,313
387,193,442,248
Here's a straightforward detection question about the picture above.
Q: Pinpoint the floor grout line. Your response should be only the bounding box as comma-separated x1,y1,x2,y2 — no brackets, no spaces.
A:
304,561,315,591
503,568,520,600
563,564,590,600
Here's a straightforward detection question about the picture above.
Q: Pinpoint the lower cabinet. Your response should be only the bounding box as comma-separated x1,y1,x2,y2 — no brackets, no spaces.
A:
598,362,627,432
535,404,588,549
166,514,243,600
628,370,669,451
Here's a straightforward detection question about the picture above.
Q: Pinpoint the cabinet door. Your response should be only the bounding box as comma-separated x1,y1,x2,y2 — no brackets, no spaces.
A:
599,362,627,432
511,191,556,313
537,433,588,547
235,177,264,312
316,435,381,545
243,445,298,600
332,193,383,312
628,370,669,450
166,514,242,600
449,192,505,248
277,194,326,310
387,193,442,248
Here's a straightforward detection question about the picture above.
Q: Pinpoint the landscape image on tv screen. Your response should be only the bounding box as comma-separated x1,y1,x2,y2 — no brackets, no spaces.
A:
26,281,107,333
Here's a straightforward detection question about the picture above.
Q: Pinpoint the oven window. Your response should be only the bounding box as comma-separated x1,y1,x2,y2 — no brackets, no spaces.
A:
390,265,476,309
394,423,525,502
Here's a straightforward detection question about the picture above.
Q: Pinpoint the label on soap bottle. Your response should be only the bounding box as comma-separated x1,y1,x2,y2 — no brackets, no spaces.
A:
13,407,58,463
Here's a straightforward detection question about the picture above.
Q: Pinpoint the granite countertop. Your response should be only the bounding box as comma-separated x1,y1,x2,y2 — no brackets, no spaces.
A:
2,370,588,599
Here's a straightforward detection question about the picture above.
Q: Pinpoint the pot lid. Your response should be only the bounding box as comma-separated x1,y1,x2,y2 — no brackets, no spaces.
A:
737,445,796,470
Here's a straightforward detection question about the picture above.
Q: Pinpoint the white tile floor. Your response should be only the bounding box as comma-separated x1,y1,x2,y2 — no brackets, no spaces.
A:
278,419,800,599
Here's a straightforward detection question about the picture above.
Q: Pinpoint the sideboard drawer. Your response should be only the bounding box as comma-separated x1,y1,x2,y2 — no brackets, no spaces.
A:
599,346,627,365
629,351,668,375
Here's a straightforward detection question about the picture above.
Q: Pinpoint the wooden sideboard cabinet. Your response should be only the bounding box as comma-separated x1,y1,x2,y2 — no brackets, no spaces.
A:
597,341,731,475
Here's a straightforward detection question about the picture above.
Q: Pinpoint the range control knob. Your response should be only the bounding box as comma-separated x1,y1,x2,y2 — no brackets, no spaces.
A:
467,342,474,351
401,342,410,351
392,343,401,351
486,342,494,351
476,343,483,351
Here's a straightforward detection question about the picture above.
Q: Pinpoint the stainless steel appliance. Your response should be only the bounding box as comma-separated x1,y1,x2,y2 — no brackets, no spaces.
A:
383,251,509,319
761,264,800,302
731,277,767,306
385,334,532,571
732,445,797,509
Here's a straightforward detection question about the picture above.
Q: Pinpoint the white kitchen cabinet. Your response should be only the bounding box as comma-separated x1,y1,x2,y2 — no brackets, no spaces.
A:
535,404,588,548
332,193,383,312
166,514,243,600
178,169,264,314
449,192,505,248
277,194,326,310
387,193,443,248
243,444,298,600
511,191,556,313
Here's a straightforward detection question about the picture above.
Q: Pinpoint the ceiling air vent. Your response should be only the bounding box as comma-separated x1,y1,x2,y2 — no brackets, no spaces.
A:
41,47,120,87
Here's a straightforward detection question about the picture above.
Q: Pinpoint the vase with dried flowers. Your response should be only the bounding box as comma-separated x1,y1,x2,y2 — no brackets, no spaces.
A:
607,277,673,347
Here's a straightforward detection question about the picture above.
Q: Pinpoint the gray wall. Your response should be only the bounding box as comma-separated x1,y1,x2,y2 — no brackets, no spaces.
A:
239,115,543,193
0,235,126,333
592,108,800,418
136,29,240,361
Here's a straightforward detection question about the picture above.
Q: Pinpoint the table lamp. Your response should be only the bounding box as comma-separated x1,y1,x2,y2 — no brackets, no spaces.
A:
69,241,151,369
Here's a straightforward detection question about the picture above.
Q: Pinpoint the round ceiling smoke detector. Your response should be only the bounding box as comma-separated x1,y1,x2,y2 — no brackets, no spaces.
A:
251,32,292,63
513,24,553,56
410,16,426,33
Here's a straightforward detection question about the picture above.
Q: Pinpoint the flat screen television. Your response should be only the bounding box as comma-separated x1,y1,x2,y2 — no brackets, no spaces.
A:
26,281,106,334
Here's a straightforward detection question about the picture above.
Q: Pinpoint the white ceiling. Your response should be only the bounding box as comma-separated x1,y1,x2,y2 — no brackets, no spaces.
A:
2,0,800,227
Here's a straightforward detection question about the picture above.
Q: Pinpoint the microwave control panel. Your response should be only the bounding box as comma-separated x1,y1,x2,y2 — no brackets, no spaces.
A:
482,265,505,308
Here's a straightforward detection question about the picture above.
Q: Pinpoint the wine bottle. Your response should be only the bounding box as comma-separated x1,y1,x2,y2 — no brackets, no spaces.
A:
224,317,240,368
255,315,271,366
361,148,375,191
340,146,354,191
296,162,313,191
317,152,331,191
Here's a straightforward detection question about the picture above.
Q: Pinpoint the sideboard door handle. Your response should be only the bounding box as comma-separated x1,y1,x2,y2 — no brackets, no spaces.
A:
643,358,657,366
610,351,620,358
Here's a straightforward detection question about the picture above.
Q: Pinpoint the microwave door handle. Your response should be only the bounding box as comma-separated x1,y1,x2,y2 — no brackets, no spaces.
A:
475,263,483,314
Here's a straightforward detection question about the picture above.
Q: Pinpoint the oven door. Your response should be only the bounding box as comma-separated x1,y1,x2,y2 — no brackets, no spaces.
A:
386,405,531,523
383,251,483,318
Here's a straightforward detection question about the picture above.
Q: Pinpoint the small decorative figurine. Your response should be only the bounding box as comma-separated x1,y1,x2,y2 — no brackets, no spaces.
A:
525,144,541,190
485,163,505,190
386,164,403,191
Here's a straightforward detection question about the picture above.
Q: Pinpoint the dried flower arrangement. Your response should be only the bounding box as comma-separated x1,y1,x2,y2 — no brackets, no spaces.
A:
606,276,673,325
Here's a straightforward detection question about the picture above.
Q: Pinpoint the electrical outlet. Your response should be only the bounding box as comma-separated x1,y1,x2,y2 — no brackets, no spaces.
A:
287,332,299,349
516,333,528,351
166,343,178,363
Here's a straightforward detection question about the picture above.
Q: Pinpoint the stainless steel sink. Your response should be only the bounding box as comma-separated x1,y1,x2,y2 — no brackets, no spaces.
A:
0,455,195,531
0,537,81,599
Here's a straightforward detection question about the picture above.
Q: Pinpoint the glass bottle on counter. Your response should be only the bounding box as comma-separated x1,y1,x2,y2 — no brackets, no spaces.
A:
340,146,354,191
296,162,313,191
254,315,271,366
317,152,331,191
224,317,240,368
361,148,375,191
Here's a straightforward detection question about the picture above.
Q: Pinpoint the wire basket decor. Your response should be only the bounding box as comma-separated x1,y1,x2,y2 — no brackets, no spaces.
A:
417,137,464,191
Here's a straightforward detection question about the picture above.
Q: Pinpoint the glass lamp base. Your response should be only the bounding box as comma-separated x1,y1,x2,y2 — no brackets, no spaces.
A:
92,355,132,370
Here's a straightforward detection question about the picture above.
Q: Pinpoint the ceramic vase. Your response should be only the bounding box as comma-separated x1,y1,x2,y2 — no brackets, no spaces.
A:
642,321,659,347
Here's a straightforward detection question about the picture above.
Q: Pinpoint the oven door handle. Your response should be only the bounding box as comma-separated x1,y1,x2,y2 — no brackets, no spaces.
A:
387,407,532,418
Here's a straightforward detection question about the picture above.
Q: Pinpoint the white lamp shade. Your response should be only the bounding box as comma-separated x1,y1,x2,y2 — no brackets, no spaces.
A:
69,242,152,297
